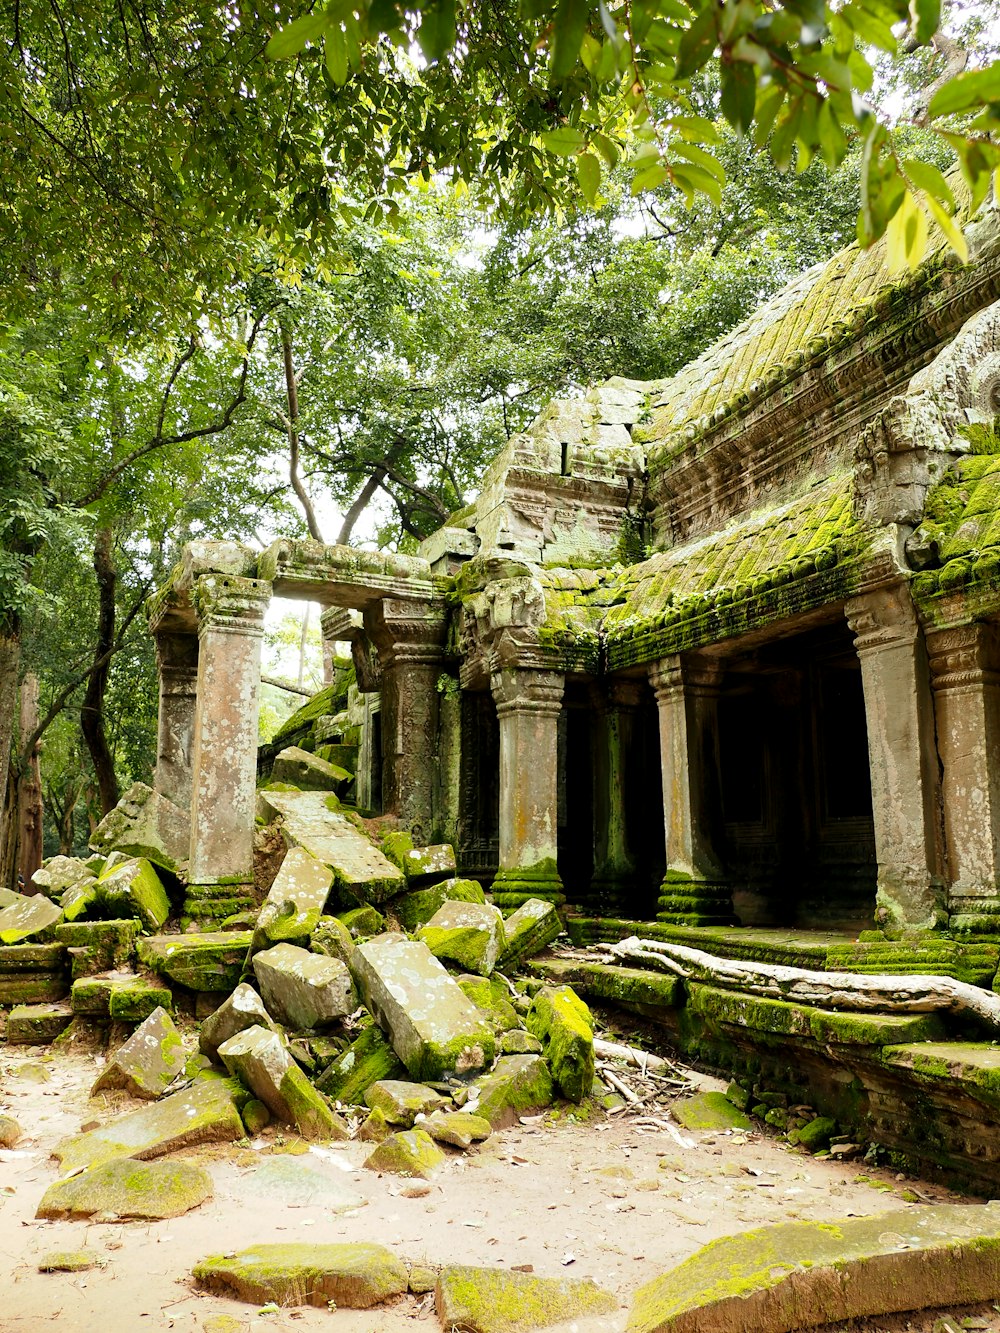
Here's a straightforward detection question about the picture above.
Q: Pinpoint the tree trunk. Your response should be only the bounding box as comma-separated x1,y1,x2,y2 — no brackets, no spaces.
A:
280,322,324,542
0,620,22,887
17,673,43,888
81,527,120,816
606,936,1000,1031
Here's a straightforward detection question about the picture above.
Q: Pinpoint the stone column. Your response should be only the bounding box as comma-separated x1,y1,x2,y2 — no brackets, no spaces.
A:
590,677,643,917
188,575,271,892
152,631,199,809
491,666,565,910
927,621,1000,928
648,655,732,926
845,585,945,931
368,598,447,843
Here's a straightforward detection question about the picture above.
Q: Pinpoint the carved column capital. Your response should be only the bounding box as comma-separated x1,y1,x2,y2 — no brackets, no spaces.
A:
845,584,919,654
490,667,564,719
365,596,448,667
648,654,723,700
194,575,270,639
927,621,1000,692
605,676,645,712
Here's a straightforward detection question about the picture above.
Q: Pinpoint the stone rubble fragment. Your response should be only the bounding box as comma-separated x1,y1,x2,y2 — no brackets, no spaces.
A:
422,1109,492,1149
252,942,357,1030
417,900,507,977
37,1157,213,1221
0,894,63,945
193,1241,408,1308
314,1023,406,1104
217,1024,349,1140
467,1054,554,1129
526,984,595,1103
6,1002,72,1045
495,898,563,972
94,857,170,931
271,745,352,793
30,856,92,900
392,877,487,931
436,1265,619,1333
88,781,190,876
362,1128,445,1178
198,982,277,1062
363,1079,450,1127
91,1005,186,1099
249,845,334,955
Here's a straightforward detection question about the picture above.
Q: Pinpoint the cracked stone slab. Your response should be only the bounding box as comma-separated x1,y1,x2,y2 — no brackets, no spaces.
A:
627,1202,1000,1333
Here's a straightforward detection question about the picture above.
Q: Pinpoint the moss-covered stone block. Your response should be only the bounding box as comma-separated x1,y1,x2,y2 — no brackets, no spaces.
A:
338,905,386,938
364,1079,449,1127
391,878,486,931
0,894,63,944
271,745,352,793
71,974,172,1022
37,1157,213,1220
436,1265,618,1333
495,898,564,971
193,1241,408,1309
136,931,253,992
417,900,506,977
95,858,170,932
362,1128,445,1179
6,1002,72,1044
37,1250,97,1272
315,1023,407,1105
92,1006,185,1098
671,1091,753,1132
526,985,594,1103
456,975,521,1033
469,1054,554,1129
56,919,141,978
794,1115,837,1152
310,914,355,966
422,1109,492,1150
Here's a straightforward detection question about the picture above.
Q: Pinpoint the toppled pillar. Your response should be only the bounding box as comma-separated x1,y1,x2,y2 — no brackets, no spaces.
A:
188,573,271,890
846,585,945,930
490,667,564,910
648,655,732,926
928,621,1000,930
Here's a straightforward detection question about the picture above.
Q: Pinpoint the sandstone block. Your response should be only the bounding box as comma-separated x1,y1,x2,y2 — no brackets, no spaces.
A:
7,1001,72,1044
338,904,386,937
310,915,355,965
436,1265,618,1333
671,1091,753,1133
92,1006,186,1098
137,930,252,991
0,894,63,945
95,858,170,932
363,1079,450,1127
194,1241,408,1309
468,1054,553,1129
315,1023,406,1105
31,856,91,900
456,975,522,1032
89,781,189,876
362,1128,445,1178
391,878,486,931
526,984,594,1103
271,745,352,793
250,846,334,955
496,897,563,971
252,942,356,1030
422,1109,492,1150
56,919,141,978
217,1025,348,1140
37,1157,212,1220
199,982,276,1061
350,935,496,1081
417,900,506,977
71,973,172,1022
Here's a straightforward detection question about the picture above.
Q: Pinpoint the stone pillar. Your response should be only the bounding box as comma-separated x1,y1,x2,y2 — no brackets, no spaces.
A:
927,621,1000,929
152,631,199,809
648,655,732,926
368,598,447,843
590,677,643,916
188,575,270,892
491,666,565,910
845,586,945,931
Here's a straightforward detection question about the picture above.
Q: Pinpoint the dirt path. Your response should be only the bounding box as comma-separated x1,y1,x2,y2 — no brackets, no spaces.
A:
1,1036,997,1333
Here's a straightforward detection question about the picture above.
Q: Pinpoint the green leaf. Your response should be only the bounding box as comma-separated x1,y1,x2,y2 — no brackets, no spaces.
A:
673,140,726,182
928,64,1000,118
591,131,620,167
369,0,405,34
324,27,349,85
542,126,587,156
266,14,329,60
901,158,954,210
922,192,968,263
909,0,940,46
577,151,601,204
720,61,756,136
670,113,723,145
885,189,928,273
551,0,590,81
630,161,670,194
753,82,785,148
672,161,723,205
418,0,457,62
674,4,718,81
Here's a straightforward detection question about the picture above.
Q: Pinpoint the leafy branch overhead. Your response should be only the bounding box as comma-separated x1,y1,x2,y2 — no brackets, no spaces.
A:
269,0,1000,272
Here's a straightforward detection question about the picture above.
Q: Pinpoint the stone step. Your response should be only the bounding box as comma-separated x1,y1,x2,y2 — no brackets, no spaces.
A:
0,942,69,1004
71,973,172,1022
137,930,252,992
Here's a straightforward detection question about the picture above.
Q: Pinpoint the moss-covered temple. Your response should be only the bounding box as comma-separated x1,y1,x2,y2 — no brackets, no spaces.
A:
150,198,1000,948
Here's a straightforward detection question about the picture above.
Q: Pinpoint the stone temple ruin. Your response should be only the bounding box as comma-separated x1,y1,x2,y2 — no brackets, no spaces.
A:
7,200,1000,1328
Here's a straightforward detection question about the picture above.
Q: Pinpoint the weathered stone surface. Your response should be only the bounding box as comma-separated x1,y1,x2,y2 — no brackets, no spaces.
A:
501,1030,543,1056
456,975,522,1033
364,1080,450,1127
436,1265,619,1333
627,1203,1000,1333
54,1073,244,1173
89,782,189,876
468,1055,554,1129
199,982,276,1061
194,1242,408,1308
0,941,69,1004
37,1250,97,1272
56,919,141,978
242,1156,367,1212
60,876,101,922
310,914,355,965
250,845,334,954
358,1106,392,1142
526,985,594,1103
793,1115,837,1151
31,856,91,900
38,1157,213,1220
392,878,487,931
0,894,63,944
6,1002,72,1044
71,973,173,1022
382,835,457,884
271,745,352,793
351,935,496,1081
91,1006,186,1098
137,931,252,991
362,1128,445,1178
422,1109,492,1149
217,1025,349,1140
0,885,21,909
257,789,404,903
252,943,356,1030
417,900,506,977
315,1023,407,1105
495,898,563,971
339,904,386,937
95,858,170,932
671,1091,753,1133
0,1115,23,1147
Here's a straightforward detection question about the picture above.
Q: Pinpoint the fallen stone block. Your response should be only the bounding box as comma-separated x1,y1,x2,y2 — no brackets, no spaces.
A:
0,942,69,1003
56,919,141,978
362,1128,445,1178
6,1002,72,1044
392,878,486,931
501,1031,543,1056
193,1241,408,1309
315,741,357,773
496,898,563,972
791,1114,838,1152
338,904,386,937
436,1265,619,1333
37,1157,213,1220
89,780,189,876
0,1115,23,1147
217,1025,349,1140
358,1107,391,1142
71,973,172,1023
199,982,276,1062
91,1006,185,1098
468,1054,554,1129
252,942,356,1030
31,856,92,900
249,846,334,955
315,1023,407,1105
0,894,63,945
310,915,355,966
271,746,352,793
54,1072,245,1173
382,833,457,885
526,985,594,1103
671,1091,753,1133
0,886,20,909
257,789,404,903
456,975,522,1033
417,900,506,977
137,930,252,992
60,876,101,922
37,1250,97,1272
364,1080,450,1127
95,858,170,931
422,1109,492,1150
350,935,496,1081
626,1203,1000,1333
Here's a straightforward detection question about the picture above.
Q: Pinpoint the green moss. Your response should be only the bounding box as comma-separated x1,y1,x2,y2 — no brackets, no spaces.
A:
193,1242,408,1309
315,1024,406,1105
362,1128,445,1178
278,1066,348,1141
526,985,595,1103
436,1265,619,1333
37,1157,213,1220
672,1091,753,1132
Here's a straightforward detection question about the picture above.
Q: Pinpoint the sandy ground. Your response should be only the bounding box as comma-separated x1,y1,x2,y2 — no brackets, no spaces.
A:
2,1027,999,1333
